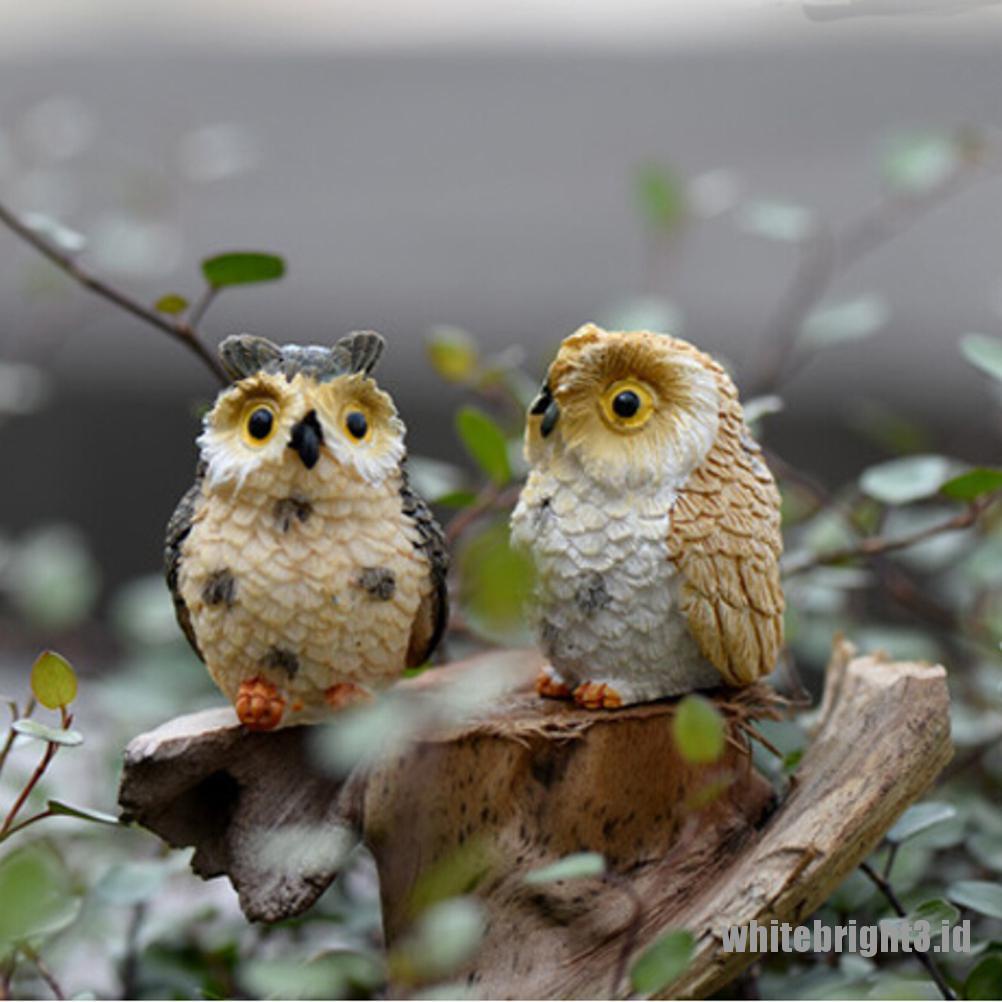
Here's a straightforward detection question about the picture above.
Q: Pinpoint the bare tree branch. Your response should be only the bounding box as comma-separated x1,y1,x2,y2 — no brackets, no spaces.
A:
783,497,994,578
0,200,227,385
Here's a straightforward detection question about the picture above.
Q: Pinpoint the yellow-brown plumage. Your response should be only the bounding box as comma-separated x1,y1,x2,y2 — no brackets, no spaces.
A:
166,332,447,729
511,323,783,707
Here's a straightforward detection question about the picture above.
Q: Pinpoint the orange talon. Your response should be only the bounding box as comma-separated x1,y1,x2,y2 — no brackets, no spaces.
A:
572,682,623,710
324,682,373,712
236,677,286,731
536,670,572,700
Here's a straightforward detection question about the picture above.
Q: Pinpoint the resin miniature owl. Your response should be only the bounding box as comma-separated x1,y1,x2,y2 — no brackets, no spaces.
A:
165,332,448,731
510,323,783,709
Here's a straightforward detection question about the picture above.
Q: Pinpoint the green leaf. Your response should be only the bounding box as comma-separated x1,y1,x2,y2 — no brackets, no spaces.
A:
881,897,961,944
799,294,888,348
912,897,960,927
426,327,478,383
457,520,534,645
12,719,83,746
948,880,1002,919
742,394,784,426
47,800,119,826
389,898,485,984
30,650,77,709
95,860,169,905
455,406,511,486
0,846,82,948
524,852,606,885
433,490,478,509
961,333,1002,383
201,251,285,288
965,954,1002,1001
859,455,954,506
636,165,686,233
887,802,957,843
882,133,958,194
672,695,725,764
154,293,188,315
941,468,1002,502
738,199,814,242
969,832,1002,872
630,929,695,993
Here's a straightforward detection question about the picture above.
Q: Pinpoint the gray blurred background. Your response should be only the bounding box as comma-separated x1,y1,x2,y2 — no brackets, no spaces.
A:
3,0,1002,592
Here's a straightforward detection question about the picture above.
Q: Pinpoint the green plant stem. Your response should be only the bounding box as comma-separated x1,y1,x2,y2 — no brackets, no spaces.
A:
859,862,955,1001
0,809,54,844
0,709,70,839
0,200,227,385
188,285,219,329
0,743,58,838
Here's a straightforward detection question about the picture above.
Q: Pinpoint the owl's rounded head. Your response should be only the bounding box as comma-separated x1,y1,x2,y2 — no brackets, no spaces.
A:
197,331,405,492
525,323,722,488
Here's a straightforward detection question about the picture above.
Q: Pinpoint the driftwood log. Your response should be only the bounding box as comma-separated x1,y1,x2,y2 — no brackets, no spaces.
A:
118,640,952,999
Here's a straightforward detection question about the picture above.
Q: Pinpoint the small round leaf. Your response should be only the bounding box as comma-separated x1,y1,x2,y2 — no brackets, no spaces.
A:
630,929,695,993
524,852,606,885
859,455,954,506
30,650,77,709
426,327,478,383
154,293,188,315
940,468,1002,501
887,802,957,844
948,880,1002,920
961,333,1002,383
12,719,83,746
455,406,511,486
673,695,725,764
201,252,285,288
965,954,1002,1001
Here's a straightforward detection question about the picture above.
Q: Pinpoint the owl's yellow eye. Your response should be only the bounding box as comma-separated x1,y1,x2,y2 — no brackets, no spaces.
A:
343,407,371,442
599,380,654,431
240,400,278,447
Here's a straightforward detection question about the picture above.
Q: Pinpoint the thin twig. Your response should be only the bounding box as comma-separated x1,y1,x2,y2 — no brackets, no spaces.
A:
120,901,148,1000
783,498,993,578
752,141,999,395
0,698,33,779
18,945,65,1001
187,285,219,330
859,862,955,1001
0,200,227,385
444,482,523,545
0,741,58,837
0,809,55,844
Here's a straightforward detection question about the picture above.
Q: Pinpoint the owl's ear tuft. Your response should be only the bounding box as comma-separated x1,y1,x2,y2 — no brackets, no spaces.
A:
219,334,284,382
331,330,385,378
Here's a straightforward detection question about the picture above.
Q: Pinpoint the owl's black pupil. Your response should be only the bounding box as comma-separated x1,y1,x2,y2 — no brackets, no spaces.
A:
612,390,641,418
346,411,368,439
247,408,273,440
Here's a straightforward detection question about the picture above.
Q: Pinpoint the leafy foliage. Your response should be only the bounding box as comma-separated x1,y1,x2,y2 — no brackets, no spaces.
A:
2,126,1002,1002
201,252,285,288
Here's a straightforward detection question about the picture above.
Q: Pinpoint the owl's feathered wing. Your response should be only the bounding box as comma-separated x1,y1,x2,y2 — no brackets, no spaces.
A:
165,465,205,660
667,373,784,686
399,465,449,666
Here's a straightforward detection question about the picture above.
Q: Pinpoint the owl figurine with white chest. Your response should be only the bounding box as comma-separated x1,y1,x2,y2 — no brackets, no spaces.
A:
166,331,448,730
510,323,784,709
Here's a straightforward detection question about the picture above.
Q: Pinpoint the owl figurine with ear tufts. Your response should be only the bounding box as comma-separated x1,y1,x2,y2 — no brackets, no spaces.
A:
165,331,448,731
510,323,784,710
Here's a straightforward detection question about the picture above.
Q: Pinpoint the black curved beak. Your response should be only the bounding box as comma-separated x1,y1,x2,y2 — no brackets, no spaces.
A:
289,410,323,469
530,384,560,438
